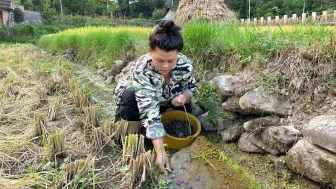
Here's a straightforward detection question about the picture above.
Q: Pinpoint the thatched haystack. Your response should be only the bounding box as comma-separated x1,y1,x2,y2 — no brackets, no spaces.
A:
173,0,236,26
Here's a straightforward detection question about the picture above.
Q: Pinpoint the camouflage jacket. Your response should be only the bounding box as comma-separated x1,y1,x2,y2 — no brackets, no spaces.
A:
115,53,197,139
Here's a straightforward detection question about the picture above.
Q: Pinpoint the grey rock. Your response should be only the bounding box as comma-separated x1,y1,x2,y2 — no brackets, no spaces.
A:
105,76,115,84
114,74,122,83
222,97,246,114
239,87,290,116
122,61,134,74
97,68,106,75
103,70,113,77
302,115,336,153
218,124,244,142
191,103,204,117
210,75,239,101
110,60,126,76
248,126,302,155
205,69,220,81
197,112,231,131
287,139,336,187
243,115,281,132
238,133,266,154
96,61,105,69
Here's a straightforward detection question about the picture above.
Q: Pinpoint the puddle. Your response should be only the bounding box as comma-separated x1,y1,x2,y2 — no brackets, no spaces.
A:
159,136,260,189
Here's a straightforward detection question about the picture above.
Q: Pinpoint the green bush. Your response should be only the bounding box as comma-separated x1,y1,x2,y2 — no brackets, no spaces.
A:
152,8,166,20
23,2,33,10
0,24,64,43
14,8,24,22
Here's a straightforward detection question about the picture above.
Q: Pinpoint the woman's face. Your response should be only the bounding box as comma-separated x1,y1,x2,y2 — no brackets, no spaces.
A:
149,47,178,76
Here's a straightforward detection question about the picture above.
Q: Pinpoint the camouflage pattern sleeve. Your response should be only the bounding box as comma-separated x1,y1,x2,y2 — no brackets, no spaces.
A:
183,59,197,96
132,70,166,139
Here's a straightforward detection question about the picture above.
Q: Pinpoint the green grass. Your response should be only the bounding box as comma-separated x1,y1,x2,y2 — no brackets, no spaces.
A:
36,21,335,73
182,21,335,69
38,27,152,67
0,24,67,43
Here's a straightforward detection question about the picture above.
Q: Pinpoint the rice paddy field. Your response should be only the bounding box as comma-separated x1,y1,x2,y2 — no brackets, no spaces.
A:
0,21,335,188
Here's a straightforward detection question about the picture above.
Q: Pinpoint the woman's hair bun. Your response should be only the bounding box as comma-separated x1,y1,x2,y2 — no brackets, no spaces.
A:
149,20,183,52
157,20,175,33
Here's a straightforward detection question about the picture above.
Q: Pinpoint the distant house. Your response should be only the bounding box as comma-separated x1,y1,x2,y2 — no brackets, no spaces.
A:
0,0,14,27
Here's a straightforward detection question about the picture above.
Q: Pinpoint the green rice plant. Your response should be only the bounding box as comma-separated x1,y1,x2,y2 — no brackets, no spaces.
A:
44,131,66,159
122,134,145,162
83,106,100,128
63,159,88,187
37,27,151,67
74,106,100,135
104,120,128,142
73,85,91,111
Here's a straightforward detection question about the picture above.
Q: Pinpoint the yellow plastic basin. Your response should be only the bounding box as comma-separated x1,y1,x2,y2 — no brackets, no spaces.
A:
161,110,201,150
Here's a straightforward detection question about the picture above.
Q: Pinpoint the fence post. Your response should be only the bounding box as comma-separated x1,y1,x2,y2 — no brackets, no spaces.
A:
302,13,306,22
241,19,245,25
253,18,257,26
283,15,288,25
292,14,297,24
260,17,264,26
267,16,272,25
275,16,279,24
312,12,317,22
323,11,327,22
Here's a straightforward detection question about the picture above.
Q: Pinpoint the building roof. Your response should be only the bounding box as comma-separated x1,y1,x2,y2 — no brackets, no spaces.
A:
0,0,14,11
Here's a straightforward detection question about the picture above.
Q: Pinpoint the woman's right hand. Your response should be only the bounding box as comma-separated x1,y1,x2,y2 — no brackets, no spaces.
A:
152,138,171,173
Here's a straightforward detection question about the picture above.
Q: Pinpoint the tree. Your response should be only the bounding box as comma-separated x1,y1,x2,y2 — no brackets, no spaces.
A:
23,2,33,10
42,0,57,18
152,8,165,20
20,0,27,5
31,0,43,11
14,8,24,22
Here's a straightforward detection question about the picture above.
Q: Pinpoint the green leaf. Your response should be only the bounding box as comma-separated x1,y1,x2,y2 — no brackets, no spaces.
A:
120,165,129,172
78,177,87,183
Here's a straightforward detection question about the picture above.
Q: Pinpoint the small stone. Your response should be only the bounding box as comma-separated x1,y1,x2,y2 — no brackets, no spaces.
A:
243,115,281,132
287,139,336,187
210,75,239,101
239,86,290,116
105,76,115,84
238,133,266,154
191,103,204,117
104,70,113,77
219,124,244,142
302,115,336,153
97,68,106,75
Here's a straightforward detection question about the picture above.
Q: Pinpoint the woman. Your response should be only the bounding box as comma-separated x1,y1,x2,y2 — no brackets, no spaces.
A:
114,20,197,172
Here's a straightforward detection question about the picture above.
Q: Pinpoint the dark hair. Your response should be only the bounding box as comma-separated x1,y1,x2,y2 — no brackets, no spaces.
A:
149,20,183,52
